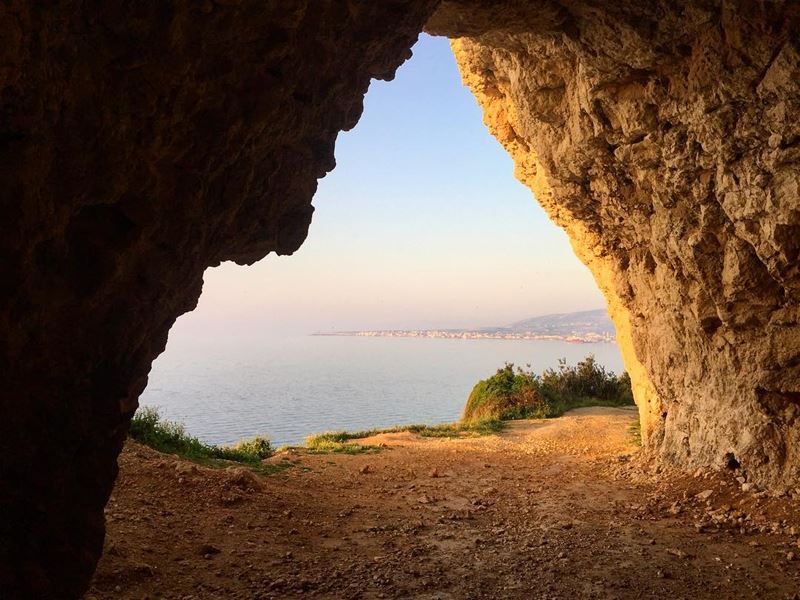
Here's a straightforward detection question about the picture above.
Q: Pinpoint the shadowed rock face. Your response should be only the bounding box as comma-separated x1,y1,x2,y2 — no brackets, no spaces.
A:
0,1,436,596
0,0,798,596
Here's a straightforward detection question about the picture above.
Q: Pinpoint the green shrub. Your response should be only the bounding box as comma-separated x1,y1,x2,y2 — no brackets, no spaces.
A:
211,436,274,462
462,355,634,425
129,407,273,465
462,363,548,424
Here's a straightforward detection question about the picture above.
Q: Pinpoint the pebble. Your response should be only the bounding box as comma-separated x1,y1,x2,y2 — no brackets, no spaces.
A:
667,547,688,559
175,463,198,476
696,489,714,501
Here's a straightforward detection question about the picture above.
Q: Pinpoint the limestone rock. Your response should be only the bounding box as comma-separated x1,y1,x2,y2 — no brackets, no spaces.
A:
429,0,800,491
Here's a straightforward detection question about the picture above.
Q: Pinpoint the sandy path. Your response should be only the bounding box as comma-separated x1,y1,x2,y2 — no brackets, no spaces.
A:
87,407,800,599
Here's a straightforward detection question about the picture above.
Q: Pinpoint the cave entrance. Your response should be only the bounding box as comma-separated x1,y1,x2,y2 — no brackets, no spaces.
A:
11,3,800,597
136,33,622,451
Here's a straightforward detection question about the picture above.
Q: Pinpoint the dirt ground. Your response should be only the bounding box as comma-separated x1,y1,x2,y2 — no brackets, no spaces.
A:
87,407,800,599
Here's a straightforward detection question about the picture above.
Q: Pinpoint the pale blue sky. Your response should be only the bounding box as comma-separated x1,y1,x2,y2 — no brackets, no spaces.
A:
182,34,605,335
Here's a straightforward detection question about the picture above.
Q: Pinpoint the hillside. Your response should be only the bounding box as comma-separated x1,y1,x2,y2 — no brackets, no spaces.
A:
506,309,615,337
317,309,616,342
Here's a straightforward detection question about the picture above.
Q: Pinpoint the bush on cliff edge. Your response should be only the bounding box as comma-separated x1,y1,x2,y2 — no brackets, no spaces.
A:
462,355,634,425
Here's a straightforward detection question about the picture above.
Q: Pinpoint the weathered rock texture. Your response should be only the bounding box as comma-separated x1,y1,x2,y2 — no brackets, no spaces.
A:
429,1,800,489
0,1,436,597
1,0,799,597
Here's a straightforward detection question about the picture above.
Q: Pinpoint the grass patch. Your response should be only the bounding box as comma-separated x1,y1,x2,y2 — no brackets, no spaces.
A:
297,417,505,453
303,433,382,454
129,407,274,467
408,418,504,438
628,417,642,446
186,456,292,476
462,356,635,425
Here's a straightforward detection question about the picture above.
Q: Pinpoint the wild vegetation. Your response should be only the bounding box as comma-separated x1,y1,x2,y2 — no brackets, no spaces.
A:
302,419,504,453
130,356,633,458
129,406,273,466
300,355,632,452
462,355,634,425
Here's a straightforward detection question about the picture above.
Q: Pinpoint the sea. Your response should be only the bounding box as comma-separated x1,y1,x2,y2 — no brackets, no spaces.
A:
139,334,625,448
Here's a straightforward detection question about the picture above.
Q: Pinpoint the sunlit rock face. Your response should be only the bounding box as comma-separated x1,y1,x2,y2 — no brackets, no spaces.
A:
0,1,435,596
429,1,800,489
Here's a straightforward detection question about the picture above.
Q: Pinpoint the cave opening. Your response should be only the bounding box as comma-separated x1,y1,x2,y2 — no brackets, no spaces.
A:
136,33,622,451
87,33,638,599
4,2,800,597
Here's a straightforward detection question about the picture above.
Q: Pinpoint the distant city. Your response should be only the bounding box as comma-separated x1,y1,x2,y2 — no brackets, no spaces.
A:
314,309,616,343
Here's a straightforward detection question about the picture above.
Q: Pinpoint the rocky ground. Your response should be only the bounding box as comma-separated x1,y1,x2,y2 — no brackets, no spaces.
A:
87,407,800,599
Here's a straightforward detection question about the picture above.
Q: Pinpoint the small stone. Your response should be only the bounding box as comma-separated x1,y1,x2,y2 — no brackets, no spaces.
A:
359,465,371,475
787,552,796,562
429,468,439,478
175,462,198,476
696,489,714,501
741,482,755,492
695,522,710,533
667,547,688,559
198,543,221,556
269,579,286,590
225,466,262,490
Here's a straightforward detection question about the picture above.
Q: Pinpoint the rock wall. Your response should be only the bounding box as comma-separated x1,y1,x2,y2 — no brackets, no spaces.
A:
0,1,436,597
429,1,800,489
1,0,799,596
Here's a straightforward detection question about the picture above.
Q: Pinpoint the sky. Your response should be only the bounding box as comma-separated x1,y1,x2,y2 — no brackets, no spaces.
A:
179,34,605,335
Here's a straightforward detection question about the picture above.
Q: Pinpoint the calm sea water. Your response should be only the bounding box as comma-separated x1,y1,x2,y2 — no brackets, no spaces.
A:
140,335,625,447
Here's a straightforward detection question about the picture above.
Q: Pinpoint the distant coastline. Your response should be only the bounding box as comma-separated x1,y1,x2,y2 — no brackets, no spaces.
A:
312,329,613,343
312,309,616,344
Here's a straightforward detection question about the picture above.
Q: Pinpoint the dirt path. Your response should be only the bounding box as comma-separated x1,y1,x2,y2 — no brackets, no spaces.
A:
87,408,800,599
